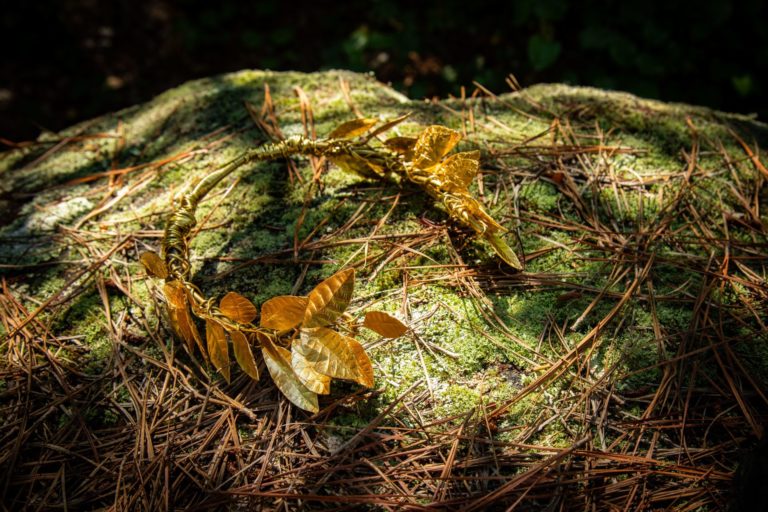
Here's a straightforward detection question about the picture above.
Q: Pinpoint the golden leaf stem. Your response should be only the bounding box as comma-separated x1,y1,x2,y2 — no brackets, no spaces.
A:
163,137,327,281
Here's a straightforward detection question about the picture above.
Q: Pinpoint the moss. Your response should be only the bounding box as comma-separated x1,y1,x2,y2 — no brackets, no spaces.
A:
47,291,114,374
113,385,132,404
520,181,560,212
435,384,480,417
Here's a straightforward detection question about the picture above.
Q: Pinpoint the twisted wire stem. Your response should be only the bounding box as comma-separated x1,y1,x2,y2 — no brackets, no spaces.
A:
161,134,509,332
163,137,324,282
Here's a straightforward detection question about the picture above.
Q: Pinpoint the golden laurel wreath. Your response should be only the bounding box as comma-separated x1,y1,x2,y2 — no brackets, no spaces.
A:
141,117,522,412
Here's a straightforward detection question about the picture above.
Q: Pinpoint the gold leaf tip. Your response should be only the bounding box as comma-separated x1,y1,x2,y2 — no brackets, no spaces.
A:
140,251,168,279
485,231,523,270
328,118,378,139
303,269,355,328
363,311,408,338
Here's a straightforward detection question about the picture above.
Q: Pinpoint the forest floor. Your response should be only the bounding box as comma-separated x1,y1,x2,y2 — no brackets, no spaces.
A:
1,70,767,510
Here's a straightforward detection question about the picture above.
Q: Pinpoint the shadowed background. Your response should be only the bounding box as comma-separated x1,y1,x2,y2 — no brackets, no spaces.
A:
1,0,766,142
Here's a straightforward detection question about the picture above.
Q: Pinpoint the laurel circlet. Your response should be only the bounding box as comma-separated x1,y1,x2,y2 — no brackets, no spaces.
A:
140,116,521,412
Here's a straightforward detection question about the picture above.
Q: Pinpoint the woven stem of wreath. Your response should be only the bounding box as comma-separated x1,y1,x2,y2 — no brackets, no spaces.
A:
160,134,509,332
163,137,325,281
160,137,328,335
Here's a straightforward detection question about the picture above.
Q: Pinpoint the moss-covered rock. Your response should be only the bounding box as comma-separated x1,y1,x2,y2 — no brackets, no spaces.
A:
1,70,766,510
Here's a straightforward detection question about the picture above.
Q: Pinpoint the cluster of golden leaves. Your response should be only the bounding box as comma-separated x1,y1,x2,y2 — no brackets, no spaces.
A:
140,252,407,412
328,118,522,269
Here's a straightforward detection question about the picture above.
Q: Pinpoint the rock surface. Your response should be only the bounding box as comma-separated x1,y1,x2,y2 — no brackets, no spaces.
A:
1,70,766,510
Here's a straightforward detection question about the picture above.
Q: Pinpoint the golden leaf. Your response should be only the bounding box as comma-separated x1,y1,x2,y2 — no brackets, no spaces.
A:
220,291,257,324
412,125,461,169
384,136,417,160
363,311,408,338
434,150,480,192
484,231,523,270
366,112,411,139
303,268,355,328
163,281,204,355
163,280,187,309
464,196,504,231
291,349,332,394
328,118,378,139
260,334,319,413
206,319,230,383
229,329,259,380
260,295,308,331
296,327,374,388
140,251,168,279
329,154,379,179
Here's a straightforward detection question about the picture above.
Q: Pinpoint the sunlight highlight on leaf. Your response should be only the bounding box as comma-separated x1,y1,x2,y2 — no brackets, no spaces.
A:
329,118,378,139
303,268,355,328
163,281,204,355
434,150,480,192
363,311,408,338
412,125,462,169
296,327,374,388
260,295,308,331
260,334,319,412
291,349,332,394
229,329,259,381
206,319,230,383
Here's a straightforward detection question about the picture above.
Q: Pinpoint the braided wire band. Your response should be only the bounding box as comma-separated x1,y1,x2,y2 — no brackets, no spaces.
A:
142,121,521,411
159,126,520,338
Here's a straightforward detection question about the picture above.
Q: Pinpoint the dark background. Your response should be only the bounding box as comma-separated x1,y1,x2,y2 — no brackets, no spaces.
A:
2,0,766,142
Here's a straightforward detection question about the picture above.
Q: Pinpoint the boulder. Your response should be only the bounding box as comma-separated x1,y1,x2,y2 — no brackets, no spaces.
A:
1,70,766,510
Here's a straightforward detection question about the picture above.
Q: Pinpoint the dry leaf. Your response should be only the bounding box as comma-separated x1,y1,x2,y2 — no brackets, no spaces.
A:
363,311,408,338
296,327,374,388
260,334,319,412
220,291,257,324
464,197,504,231
434,150,480,192
229,329,259,380
303,268,355,328
163,281,204,355
260,295,308,331
291,349,332,394
206,319,230,383
140,251,168,279
328,118,378,139
163,280,187,309
412,125,461,169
